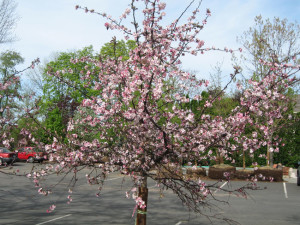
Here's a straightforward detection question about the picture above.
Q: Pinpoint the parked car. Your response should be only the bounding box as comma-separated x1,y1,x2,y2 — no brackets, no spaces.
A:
15,147,47,163
0,147,17,165
297,162,300,186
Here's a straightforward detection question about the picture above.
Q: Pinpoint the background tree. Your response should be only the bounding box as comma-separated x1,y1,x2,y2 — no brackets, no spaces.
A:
100,38,136,61
273,112,300,168
39,46,98,143
24,65,45,96
0,50,23,147
0,0,18,45
234,15,300,167
0,51,24,111
237,15,300,81
39,41,136,143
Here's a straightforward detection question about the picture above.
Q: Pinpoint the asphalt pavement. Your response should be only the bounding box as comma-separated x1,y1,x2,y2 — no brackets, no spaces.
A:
0,163,299,225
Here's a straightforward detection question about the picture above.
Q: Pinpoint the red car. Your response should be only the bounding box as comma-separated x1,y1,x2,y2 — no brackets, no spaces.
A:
16,147,47,163
0,147,17,165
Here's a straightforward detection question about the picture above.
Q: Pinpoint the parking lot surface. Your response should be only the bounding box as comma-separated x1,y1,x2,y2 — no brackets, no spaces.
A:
0,163,299,225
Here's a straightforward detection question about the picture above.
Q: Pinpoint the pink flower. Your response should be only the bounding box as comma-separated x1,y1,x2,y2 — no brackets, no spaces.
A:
204,101,212,107
47,204,56,213
125,8,131,15
186,114,194,123
104,22,110,30
158,2,166,10
204,80,209,87
197,40,205,48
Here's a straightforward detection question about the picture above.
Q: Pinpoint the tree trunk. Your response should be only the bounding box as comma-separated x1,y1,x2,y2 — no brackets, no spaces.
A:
269,150,273,168
216,151,224,164
267,141,273,167
220,156,224,164
266,143,271,167
136,177,148,225
266,147,270,167
243,150,246,169
269,134,274,167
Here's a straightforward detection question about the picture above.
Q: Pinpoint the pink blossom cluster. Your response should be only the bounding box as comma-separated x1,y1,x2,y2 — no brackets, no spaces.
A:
46,204,56,213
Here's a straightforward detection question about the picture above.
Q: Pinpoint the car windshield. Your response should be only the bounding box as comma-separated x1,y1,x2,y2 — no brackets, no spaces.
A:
0,148,11,153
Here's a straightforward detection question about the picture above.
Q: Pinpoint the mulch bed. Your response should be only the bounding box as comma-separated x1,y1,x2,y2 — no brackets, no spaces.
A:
203,165,283,182
208,164,236,180
235,169,255,180
254,166,283,182
186,167,206,179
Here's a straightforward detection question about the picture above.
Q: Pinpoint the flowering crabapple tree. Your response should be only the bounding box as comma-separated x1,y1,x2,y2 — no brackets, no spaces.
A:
232,55,299,170
234,16,300,167
25,0,299,224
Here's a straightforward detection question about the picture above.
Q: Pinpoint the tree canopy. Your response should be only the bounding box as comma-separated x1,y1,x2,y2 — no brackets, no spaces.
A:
0,0,18,45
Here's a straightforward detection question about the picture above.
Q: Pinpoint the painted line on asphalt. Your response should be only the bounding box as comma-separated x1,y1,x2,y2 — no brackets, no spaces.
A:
148,185,158,189
105,176,125,182
214,181,228,194
35,214,72,225
175,221,188,225
283,182,288,198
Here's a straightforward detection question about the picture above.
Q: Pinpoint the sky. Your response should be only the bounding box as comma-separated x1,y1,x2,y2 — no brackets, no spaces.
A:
4,0,300,85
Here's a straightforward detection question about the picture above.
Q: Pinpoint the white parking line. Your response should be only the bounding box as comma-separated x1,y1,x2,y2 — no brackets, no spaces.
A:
283,182,288,198
148,185,158,189
214,181,228,194
35,214,72,225
105,176,125,182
